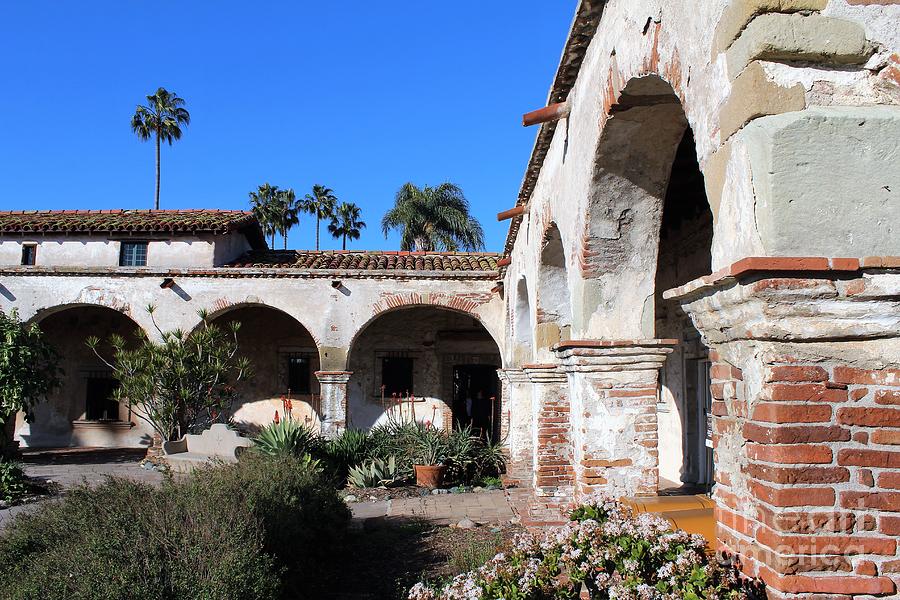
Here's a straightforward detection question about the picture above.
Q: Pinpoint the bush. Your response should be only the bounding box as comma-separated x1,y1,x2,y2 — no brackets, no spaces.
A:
0,459,28,504
0,454,350,599
408,495,763,600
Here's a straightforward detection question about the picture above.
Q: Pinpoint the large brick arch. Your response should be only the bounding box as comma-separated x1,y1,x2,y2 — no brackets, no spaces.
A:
351,291,502,359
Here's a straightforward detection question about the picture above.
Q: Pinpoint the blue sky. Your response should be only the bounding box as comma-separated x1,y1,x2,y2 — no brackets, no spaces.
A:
0,2,575,252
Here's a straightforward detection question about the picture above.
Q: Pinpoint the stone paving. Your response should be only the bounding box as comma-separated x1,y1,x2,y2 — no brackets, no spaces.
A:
349,489,515,526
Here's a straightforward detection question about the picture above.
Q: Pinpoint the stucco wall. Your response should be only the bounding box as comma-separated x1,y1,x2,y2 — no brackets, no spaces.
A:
0,232,251,269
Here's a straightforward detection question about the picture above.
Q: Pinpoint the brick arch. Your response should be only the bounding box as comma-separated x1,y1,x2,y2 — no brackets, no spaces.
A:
198,299,321,347
351,291,502,359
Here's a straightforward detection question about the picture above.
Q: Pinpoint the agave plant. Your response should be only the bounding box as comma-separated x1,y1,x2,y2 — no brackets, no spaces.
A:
347,456,399,488
252,418,322,457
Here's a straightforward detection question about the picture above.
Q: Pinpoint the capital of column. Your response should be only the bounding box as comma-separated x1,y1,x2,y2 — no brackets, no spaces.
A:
497,367,531,385
553,340,675,373
522,363,567,384
314,370,353,385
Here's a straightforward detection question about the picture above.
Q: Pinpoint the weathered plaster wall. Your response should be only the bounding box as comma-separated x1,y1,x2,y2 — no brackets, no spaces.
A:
0,234,245,269
2,270,504,446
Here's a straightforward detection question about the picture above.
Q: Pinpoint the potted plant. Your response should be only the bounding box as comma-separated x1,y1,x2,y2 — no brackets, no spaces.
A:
413,427,448,488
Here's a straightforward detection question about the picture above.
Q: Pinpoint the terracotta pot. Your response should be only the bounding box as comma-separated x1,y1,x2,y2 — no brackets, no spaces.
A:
414,464,447,488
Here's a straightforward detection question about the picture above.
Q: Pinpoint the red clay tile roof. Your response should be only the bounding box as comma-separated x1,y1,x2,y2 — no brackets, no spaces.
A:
0,209,265,246
228,250,500,272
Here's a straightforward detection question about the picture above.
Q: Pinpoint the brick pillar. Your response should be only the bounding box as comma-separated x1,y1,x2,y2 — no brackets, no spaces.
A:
497,368,533,462
314,371,352,436
523,364,573,502
669,259,900,598
556,340,673,499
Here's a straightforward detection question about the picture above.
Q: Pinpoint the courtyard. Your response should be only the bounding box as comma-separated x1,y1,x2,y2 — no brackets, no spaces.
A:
2,0,900,598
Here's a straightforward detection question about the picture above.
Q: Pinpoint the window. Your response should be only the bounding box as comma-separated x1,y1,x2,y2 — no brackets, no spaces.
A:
119,241,148,267
21,244,36,266
382,356,413,397
85,375,120,421
286,354,311,394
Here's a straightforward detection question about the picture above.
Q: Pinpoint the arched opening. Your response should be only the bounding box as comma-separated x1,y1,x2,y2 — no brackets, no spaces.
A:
347,306,502,438
513,278,534,366
580,74,715,494
655,129,715,492
535,223,572,358
205,305,321,432
17,305,149,448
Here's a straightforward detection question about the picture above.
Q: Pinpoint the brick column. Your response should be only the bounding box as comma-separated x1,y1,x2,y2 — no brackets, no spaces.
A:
667,257,900,598
523,364,573,501
497,368,533,462
314,371,352,436
556,340,674,499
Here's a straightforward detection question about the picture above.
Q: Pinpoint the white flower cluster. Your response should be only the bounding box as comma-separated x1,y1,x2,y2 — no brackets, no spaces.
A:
409,494,754,600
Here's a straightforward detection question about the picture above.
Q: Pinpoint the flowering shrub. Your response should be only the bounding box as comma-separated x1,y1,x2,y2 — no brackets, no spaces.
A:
409,495,761,600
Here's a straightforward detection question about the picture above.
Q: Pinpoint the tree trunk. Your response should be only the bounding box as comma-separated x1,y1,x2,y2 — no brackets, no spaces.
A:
315,218,320,251
154,129,161,210
270,230,275,248
1,415,18,459
342,234,346,250
283,228,288,249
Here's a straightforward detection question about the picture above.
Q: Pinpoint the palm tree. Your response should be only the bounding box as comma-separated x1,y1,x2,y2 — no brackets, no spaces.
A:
381,182,484,251
275,188,300,249
302,185,337,251
249,183,280,248
328,202,366,250
131,87,191,209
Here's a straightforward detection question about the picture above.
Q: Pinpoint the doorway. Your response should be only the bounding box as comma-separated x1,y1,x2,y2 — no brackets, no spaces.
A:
452,365,500,441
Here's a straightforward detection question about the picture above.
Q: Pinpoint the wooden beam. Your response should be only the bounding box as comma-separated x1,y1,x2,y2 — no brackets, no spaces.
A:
497,205,527,221
522,102,570,127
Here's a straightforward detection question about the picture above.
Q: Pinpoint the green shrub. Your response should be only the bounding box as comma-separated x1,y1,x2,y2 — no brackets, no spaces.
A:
0,459,28,503
322,428,371,480
0,454,349,600
252,417,322,457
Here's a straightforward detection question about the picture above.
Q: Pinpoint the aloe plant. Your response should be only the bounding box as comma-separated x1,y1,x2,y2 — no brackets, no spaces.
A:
252,418,321,457
347,456,398,488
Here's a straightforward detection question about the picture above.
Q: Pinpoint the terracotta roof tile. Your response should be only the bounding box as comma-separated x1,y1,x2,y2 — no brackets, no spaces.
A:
228,250,500,272
0,209,261,236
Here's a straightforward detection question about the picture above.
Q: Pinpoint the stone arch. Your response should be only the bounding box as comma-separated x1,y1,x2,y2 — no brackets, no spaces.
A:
535,222,573,359
17,303,152,448
345,305,503,435
578,74,712,339
512,277,534,366
202,302,323,432
352,292,503,360
578,72,717,490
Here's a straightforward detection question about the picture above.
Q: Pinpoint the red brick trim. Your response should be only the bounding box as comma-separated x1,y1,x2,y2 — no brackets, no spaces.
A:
663,256,900,299
522,363,558,370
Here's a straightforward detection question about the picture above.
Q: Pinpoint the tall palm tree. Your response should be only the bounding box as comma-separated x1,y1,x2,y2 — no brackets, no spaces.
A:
302,185,337,251
249,183,280,248
328,202,366,250
131,87,191,209
276,188,300,249
381,182,484,251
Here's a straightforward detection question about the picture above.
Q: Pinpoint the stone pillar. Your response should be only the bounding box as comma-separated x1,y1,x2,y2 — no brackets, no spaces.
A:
668,258,900,598
497,368,533,462
556,340,673,499
314,371,352,436
523,364,573,502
